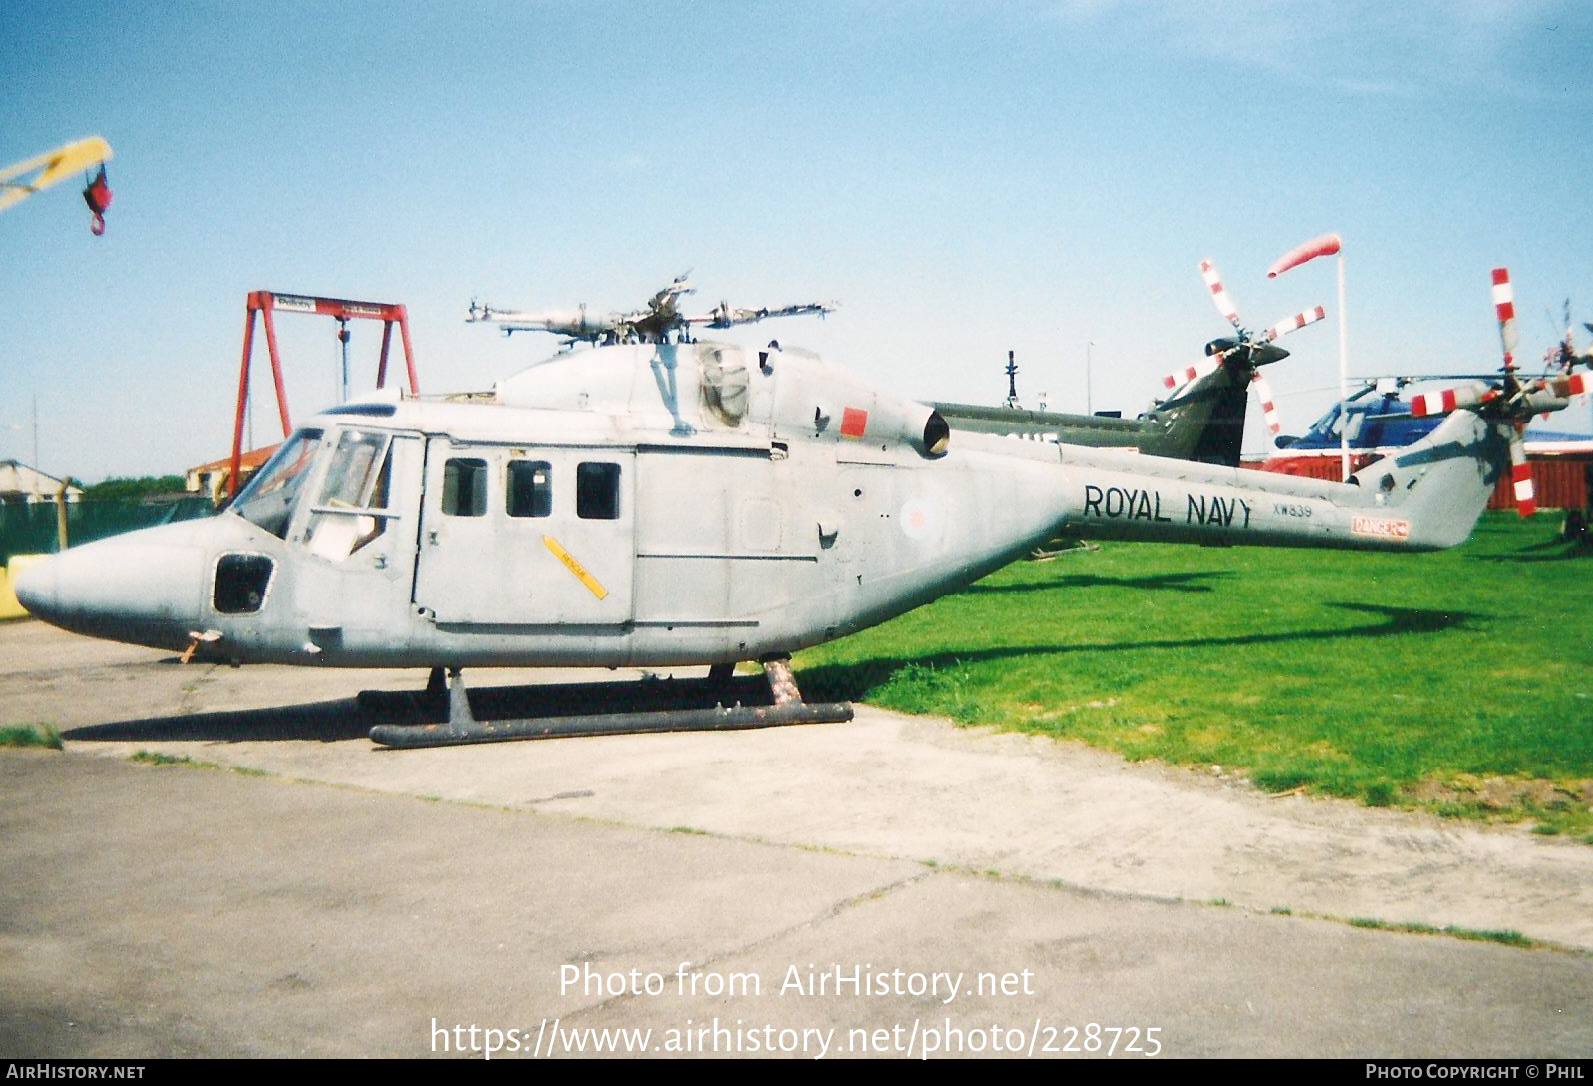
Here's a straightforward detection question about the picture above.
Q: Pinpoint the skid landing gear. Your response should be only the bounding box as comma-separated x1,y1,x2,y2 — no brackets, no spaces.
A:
364,656,851,749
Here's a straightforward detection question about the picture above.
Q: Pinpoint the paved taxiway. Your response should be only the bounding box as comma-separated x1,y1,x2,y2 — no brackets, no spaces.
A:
2,621,1589,1058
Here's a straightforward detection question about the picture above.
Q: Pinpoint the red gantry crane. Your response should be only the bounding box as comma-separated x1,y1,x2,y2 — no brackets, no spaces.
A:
229,291,420,498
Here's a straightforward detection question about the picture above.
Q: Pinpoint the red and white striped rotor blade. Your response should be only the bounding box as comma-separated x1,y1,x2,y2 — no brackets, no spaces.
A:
1509,428,1535,517
1410,382,1490,418
1492,267,1519,371
1199,260,1241,329
1538,370,1593,418
1251,372,1282,436
1162,355,1221,393
1548,371,1593,399
1262,305,1327,344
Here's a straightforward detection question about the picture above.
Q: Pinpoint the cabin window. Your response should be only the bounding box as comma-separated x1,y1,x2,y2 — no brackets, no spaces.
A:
442,458,488,516
507,460,553,518
576,462,621,520
213,553,274,614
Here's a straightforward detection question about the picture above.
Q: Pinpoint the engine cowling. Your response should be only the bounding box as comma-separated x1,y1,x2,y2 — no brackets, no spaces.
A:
775,349,950,459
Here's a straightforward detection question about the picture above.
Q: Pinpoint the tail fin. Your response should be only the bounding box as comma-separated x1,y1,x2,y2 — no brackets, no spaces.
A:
1151,363,1253,465
1346,410,1509,550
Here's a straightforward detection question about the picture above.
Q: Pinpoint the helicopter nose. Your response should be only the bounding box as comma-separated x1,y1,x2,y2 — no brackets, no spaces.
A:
14,529,207,651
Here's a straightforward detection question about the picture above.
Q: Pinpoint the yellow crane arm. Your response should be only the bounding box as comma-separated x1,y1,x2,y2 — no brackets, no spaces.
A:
0,136,113,215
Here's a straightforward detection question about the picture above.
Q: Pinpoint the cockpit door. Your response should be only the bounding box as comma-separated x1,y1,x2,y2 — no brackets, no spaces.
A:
412,440,635,625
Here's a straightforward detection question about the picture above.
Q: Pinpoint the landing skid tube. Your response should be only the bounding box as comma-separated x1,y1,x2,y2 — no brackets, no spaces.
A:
365,657,852,749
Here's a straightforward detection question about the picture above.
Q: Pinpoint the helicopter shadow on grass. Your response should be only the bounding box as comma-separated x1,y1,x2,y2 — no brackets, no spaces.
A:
797,601,1479,703
962,570,1234,596
1474,538,1593,564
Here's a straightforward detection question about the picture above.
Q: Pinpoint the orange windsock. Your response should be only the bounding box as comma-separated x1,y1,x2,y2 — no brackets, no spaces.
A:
1267,233,1342,278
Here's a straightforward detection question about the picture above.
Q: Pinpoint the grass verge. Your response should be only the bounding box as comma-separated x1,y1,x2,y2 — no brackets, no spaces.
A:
798,513,1593,837
1348,918,1535,948
128,750,270,776
0,723,63,750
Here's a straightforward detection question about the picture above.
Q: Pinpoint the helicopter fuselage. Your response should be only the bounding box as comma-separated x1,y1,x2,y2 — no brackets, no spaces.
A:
17,341,1509,669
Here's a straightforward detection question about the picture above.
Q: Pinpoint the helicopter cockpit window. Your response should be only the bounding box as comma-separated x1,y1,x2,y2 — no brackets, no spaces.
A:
442,458,488,517
317,430,388,508
576,462,621,520
303,429,395,561
230,428,326,540
1306,408,1343,443
507,460,552,518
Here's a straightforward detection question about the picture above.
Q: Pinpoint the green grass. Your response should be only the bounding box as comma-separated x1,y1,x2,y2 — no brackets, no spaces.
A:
129,751,203,767
128,751,271,778
0,723,63,750
798,513,1593,836
1348,918,1535,948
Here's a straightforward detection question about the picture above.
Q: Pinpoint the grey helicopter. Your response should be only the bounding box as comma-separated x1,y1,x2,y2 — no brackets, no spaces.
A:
16,271,1580,748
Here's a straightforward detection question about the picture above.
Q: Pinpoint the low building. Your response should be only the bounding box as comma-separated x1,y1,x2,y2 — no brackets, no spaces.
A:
185,445,280,505
0,460,83,504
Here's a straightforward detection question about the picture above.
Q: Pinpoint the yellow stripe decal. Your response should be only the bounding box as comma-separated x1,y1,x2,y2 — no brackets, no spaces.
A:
543,535,609,600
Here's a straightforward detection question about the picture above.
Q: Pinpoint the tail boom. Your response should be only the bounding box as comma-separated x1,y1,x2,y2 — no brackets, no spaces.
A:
1052,410,1507,552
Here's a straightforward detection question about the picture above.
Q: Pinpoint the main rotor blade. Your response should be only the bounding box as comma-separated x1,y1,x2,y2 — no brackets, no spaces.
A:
1199,260,1242,330
1493,267,1519,371
1548,371,1593,399
1262,305,1327,344
1409,382,1493,417
1522,370,1590,419
1509,428,1535,517
1251,372,1282,435
1162,356,1221,393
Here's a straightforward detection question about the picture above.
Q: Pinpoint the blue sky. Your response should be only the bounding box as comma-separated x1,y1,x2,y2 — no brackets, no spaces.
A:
4,1,1591,480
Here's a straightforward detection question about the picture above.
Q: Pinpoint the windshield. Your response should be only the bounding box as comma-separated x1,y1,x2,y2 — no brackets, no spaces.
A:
1302,404,1344,444
230,429,326,539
